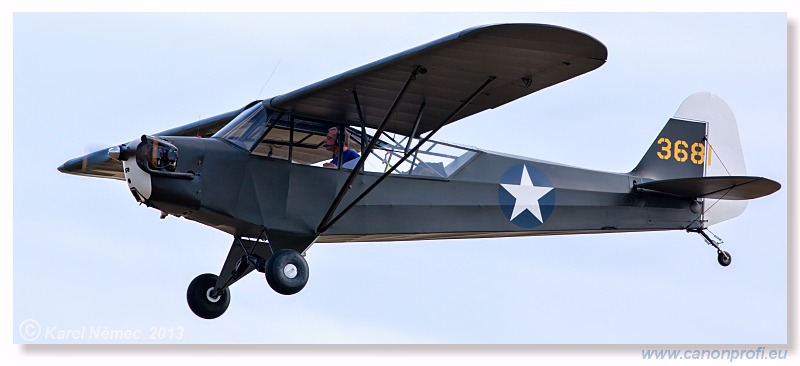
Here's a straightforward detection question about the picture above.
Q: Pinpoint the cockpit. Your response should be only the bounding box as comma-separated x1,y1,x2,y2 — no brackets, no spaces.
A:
213,101,478,178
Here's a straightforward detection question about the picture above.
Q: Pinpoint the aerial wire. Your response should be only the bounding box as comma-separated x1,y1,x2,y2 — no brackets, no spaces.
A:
257,59,281,100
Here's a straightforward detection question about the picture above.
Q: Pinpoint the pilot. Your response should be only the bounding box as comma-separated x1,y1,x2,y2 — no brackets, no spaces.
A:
323,127,360,168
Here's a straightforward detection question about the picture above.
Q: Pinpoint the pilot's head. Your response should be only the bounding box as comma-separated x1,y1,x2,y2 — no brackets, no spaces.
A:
324,127,351,152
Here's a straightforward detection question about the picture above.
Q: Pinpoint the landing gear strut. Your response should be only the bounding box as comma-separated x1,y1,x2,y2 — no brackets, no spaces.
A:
688,228,731,267
186,236,312,319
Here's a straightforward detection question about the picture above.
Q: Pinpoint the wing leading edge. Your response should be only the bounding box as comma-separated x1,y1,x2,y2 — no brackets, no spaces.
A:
268,23,608,137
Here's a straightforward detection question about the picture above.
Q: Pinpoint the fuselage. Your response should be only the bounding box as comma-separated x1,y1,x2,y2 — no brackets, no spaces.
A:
124,135,702,253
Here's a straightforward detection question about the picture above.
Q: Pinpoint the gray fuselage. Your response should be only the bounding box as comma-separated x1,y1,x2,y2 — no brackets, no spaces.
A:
142,136,701,253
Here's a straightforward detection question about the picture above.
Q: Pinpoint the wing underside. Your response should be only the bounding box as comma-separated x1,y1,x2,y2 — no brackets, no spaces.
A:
268,23,607,137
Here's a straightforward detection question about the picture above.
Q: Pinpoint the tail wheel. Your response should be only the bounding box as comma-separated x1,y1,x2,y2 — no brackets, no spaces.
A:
689,229,733,268
265,249,309,295
717,251,732,267
187,273,230,319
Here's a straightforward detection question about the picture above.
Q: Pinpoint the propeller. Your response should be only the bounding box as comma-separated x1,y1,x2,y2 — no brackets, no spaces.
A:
57,143,130,180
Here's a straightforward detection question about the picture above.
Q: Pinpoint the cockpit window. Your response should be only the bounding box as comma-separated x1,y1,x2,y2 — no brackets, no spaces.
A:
213,103,269,151
251,116,345,165
218,107,477,177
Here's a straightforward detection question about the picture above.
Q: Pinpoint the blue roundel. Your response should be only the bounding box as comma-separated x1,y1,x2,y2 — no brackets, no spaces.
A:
498,163,556,228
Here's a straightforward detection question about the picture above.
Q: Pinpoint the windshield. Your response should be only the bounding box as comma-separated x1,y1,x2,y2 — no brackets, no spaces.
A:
213,103,269,151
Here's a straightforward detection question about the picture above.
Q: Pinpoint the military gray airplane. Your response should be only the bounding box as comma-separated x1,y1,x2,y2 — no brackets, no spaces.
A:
58,24,780,319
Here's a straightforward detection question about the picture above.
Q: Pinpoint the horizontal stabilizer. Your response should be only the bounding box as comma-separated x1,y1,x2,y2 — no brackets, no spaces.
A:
636,176,781,200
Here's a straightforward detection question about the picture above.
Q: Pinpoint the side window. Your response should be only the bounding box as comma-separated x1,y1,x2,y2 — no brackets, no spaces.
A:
351,127,477,177
243,112,474,176
290,130,328,165
250,115,340,167
252,122,291,160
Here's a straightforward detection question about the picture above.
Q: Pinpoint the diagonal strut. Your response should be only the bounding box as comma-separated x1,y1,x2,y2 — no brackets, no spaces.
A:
317,75,496,234
316,65,426,234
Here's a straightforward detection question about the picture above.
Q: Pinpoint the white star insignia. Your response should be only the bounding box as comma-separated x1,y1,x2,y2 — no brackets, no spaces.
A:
500,165,554,223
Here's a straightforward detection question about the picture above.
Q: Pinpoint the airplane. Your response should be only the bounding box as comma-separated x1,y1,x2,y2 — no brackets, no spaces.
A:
58,23,781,319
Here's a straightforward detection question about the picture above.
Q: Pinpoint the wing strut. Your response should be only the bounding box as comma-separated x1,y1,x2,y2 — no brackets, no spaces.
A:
406,101,426,173
407,101,426,153
352,89,370,161
317,65,427,233
317,75,496,234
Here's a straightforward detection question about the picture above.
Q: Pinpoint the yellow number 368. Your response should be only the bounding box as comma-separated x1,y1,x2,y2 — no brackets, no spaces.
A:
656,137,708,165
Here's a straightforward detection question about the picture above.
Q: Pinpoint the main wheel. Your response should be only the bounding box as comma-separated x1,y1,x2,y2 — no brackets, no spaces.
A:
717,250,732,267
187,273,230,319
265,249,309,295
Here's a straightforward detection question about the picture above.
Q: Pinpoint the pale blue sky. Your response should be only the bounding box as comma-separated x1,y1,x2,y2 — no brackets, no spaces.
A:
12,12,788,348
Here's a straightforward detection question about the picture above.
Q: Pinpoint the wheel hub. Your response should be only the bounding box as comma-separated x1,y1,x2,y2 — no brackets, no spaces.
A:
283,264,298,279
206,287,221,303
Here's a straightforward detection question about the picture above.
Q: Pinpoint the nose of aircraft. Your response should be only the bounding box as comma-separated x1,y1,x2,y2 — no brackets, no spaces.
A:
120,139,154,203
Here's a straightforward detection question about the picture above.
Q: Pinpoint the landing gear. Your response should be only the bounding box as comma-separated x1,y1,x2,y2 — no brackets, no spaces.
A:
265,249,309,295
717,250,732,267
185,240,312,318
688,228,732,267
186,273,230,319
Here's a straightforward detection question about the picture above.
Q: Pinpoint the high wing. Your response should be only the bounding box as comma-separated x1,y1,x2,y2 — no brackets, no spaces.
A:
59,24,607,180
267,23,607,137
57,106,250,180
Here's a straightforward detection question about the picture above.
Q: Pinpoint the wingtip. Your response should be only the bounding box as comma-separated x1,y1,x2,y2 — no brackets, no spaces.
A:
57,156,85,175
57,160,75,174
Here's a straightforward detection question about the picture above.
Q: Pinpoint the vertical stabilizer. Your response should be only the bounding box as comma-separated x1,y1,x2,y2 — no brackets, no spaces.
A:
631,118,707,180
633,92,748,226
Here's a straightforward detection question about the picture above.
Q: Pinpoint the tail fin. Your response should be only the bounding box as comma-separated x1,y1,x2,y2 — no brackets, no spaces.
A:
632,92,748,225
631,118,708,180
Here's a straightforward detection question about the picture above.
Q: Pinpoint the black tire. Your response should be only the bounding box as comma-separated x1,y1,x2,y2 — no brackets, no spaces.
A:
717,251,732,267
187,273,230,319
265,249,309,295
